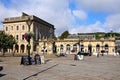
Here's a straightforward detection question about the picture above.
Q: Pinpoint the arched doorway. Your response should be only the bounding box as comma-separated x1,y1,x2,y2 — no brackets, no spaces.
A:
66,44,70,54
60,45,64,53
21,44,25,53
88,44,92,53
15,44,19,53
105,44,109,53
96,44,100,53
73,44,77,52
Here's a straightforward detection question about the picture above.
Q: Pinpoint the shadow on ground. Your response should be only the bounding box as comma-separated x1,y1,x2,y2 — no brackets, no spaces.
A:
0,74,6,77
23,64,59,80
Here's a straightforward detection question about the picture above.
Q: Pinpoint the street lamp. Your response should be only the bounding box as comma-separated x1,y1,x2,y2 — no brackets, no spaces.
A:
26,17,32,65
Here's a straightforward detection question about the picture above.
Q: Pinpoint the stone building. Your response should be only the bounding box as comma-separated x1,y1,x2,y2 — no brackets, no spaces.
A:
2,13,55,54
2,13,116,55
115,37,120,52
45,33,114,55
39,37,115,55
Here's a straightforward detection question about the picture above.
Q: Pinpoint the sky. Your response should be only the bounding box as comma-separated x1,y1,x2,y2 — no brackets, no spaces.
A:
0,0,120,36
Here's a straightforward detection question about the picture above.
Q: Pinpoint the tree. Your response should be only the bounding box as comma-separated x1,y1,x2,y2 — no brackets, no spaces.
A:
0,32,16,55
95,33,101,40
104,32,120,38
59,30,69,39
53,35,57,40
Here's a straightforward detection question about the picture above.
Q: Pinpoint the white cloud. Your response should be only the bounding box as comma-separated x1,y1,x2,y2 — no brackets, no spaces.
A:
0,0,75,36
72,10,87,20
69,13,120,34
76,0,120,13
104,14,120,32
0,0,120,35
69,21,105,34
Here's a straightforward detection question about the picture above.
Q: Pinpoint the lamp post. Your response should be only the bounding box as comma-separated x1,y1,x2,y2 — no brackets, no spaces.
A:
26,17,32,65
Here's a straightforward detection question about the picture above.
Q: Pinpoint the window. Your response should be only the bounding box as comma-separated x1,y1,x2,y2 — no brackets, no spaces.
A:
6,27,8,31
16,26,19,30
11,26,13,30
16,35,18,40
22,35,24,40
22,25,24,30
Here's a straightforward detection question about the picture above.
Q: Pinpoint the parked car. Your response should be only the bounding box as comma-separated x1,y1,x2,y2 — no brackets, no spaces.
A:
77,51,91,56
100,50,108,56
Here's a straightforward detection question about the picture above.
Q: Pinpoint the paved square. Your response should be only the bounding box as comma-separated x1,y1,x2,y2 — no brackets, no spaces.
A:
0,55,120,80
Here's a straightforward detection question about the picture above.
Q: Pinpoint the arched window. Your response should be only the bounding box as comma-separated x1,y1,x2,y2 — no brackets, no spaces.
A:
105,44,109,53
16,26,19,30
60,45,64,53
21,44,25,53
88,44,92,53
16,35,18,40
15,44,19,53
22,35,24,40
73,44,77,52
22,25,24,30
11,26,13,30
66,44,70,51
96,44,100,52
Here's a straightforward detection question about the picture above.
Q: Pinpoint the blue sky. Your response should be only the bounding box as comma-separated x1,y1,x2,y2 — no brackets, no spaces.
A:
0,0,120,36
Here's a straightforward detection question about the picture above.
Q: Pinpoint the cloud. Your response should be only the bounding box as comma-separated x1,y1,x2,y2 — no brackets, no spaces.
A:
104,14,120,32
0,0,75,36
0,1,20,29
69,13,120,34
70,21,105,34
72,10,87,20
0,0,120,36
76,0,120,13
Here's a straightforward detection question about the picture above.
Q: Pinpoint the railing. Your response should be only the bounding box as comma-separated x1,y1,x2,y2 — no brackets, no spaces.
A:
4,16,33,22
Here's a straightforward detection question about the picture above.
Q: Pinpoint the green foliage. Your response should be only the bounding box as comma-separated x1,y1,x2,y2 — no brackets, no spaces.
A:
104,32,120,38
59,31,69,39
0,32,16,50
53,35,57,40
95,33,101,40
95,32,120,39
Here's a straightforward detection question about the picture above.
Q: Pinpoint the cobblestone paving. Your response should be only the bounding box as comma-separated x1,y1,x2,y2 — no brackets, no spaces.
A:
0,55,120,80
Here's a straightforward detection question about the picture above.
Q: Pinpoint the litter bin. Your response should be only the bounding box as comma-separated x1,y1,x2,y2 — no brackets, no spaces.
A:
34,54,41,64
21,56,31,65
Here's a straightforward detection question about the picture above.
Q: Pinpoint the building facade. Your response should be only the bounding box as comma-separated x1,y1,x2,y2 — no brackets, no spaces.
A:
2,13,116,55
3,13,55,54
38,37,115,55
115,37,120,52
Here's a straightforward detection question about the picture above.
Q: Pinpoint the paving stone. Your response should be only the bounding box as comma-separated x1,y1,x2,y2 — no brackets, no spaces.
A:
0,55,120,80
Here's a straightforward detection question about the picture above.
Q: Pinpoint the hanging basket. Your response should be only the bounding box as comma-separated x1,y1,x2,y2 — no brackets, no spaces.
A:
24,32,34,42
